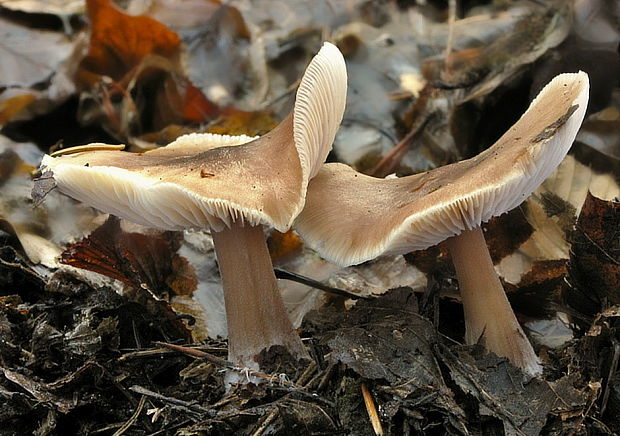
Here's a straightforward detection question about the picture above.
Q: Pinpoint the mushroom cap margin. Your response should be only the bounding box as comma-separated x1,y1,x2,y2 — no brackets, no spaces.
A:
294,71,590,266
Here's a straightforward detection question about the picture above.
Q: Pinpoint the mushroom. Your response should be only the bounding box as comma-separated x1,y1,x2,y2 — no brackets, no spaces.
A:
294,72,589,376
38,42,347,370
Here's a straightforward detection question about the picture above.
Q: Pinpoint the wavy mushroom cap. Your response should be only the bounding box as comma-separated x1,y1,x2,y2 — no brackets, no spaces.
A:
40,42,347,233
294,72,590,266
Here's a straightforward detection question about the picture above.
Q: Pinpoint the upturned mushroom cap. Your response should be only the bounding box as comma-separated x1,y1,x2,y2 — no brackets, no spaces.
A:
294,72,589,266
39,42,347,232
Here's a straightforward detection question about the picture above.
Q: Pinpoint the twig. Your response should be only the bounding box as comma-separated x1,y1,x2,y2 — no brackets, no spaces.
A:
119,347,174,361
317,362,337,392
119,345,226,361
113,395,147,436
444,0,458,74
362,383,384,436
601,340,620,414
250,407,279,436
145,420,193,436
129,385,214,417
341,118,398,144
153,341,303,389
369,90,434,178
274,268,371,300
296,361,318,386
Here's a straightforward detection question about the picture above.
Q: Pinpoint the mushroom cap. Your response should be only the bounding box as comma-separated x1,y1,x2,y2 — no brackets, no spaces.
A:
40,42,347,232
294,72,590,266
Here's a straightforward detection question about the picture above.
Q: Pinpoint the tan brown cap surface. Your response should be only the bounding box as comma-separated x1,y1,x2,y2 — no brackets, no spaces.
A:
294,72,589,266
40,42,347,232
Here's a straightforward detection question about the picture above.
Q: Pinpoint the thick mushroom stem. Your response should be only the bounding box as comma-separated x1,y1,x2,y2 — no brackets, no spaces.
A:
211,222,309,369
446,226,542,376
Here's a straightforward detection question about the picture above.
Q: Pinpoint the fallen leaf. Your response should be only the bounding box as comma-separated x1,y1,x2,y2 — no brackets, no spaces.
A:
182,4,257,107
440,346,587,436
567,192,620,311
496,155,620,285
507,259,567,319
1,367,74,413
126,0,221,29
0,15,73,88
0,0,84,16
577,104,620,161
483,207,534,264
75,0,221,136
0,93,37,125
267,229,304,263
60,216,197,298
78,0,181,84
207,107,276,136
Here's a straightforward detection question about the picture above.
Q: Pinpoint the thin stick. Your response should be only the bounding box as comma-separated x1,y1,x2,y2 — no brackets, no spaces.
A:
444,0,458,74
368,114,430,177
601,340,620,414
369,87,433,178
154,341,303,389
129,385,214,416
274,268,371,300
113,395,147,436
362,383,384,436
50,143,125,157
250,408,279,436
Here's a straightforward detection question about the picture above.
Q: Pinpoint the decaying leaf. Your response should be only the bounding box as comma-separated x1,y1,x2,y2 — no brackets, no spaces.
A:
0,92,37,125
483,208,534,264
181,4,258,107
305,288,468,431
1,367,75,413
74,0,221,137
440,346,587,436
1,0,619,433
507,260,567,320
305,287,590,435
0,16,73,89
31,171,57,207
423,2,570,99
577,99,620,161
60,216,197,298
78,0,181,84
496,155,619,285
567,192,620,312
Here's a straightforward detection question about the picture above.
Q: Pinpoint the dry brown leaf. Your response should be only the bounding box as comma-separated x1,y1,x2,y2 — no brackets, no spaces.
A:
267,230,304,264
497,155,620,284
0,93,37,125
73,0,223,136
60,216,197,298
568,192,620,305
506,259,567,319
77,0,181,84
207,107,276,136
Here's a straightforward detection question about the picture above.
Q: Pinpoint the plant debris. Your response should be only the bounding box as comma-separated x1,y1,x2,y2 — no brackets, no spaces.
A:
1,0,620,434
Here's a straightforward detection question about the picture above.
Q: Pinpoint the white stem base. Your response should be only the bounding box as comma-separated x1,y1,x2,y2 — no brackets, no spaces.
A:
211,223,309,369
447,227,542,376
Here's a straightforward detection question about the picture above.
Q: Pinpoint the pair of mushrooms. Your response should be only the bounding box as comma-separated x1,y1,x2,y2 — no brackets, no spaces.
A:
39,42,589,377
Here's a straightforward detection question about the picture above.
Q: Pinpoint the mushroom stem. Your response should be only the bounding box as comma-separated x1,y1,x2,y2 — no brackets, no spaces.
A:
211,222,309,369
446,226,542,376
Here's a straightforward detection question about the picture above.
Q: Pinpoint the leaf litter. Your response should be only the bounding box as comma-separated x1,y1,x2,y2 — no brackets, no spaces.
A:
1,0,620,434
